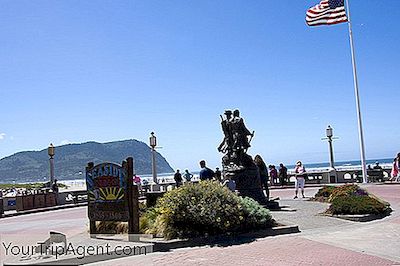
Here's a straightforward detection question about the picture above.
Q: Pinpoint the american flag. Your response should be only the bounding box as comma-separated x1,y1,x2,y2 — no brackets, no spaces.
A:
306,0,348,26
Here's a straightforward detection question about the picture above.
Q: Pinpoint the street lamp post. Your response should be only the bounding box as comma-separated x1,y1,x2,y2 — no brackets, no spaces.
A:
48,143,55,185
149,132,157,184
326,126,335,170
322,126,338,183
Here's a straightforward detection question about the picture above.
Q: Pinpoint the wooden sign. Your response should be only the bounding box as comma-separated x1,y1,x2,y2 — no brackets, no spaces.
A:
87,162,128,221
86,157,139,235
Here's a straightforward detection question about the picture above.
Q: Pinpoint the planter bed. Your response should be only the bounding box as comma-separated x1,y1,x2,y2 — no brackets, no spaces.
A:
142,224,300,252
323,208,392,222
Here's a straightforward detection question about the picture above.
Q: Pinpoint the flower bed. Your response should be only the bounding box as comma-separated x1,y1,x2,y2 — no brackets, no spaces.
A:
312,185,335,202
326,195,389,215
313,184,391,217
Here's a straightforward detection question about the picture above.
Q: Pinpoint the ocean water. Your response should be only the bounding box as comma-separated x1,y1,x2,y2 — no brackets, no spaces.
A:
2,158,394,186
287,158,394,170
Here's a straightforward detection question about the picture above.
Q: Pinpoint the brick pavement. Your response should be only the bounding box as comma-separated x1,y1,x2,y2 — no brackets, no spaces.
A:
87,235,396,266
1,184,399,265
87,184,400,266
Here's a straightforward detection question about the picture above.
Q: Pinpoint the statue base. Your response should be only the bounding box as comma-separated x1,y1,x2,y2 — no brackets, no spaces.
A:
262,200,280,210
225,164,268,206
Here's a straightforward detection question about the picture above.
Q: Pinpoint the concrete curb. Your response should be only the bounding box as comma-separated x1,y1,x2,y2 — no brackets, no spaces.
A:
381,182,400,185
322,209,392,222
143,225,300,252
1,203,87,218
269,184,324,190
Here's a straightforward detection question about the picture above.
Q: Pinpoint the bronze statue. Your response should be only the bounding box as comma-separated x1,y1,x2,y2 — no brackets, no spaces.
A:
217,109,275,207
218,109,254,169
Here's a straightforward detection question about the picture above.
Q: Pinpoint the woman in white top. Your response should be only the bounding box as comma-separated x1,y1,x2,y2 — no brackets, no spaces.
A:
294,160,306,199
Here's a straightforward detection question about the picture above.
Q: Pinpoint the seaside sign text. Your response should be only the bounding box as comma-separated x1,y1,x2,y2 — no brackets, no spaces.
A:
86,157,139,235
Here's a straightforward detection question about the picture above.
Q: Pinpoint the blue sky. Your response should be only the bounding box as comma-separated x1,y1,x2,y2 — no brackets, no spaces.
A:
1,0,399,172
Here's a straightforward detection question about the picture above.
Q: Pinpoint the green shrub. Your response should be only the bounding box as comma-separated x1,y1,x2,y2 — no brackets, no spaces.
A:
238,196,274,230
141,181,274,239
368,193,390,208
327,195,389,215
314,186,336,200
313,185,369,203
328,184,368,202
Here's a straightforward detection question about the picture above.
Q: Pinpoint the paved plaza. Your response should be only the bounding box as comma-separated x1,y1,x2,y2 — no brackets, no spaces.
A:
1,184,399,265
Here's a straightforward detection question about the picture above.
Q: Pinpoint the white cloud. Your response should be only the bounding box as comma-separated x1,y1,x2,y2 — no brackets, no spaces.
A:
60,139,71,145
0,133,6,140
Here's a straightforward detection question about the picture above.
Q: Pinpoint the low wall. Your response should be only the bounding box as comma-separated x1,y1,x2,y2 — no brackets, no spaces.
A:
142,168,392,192
280,168,391,185
1,190,88,212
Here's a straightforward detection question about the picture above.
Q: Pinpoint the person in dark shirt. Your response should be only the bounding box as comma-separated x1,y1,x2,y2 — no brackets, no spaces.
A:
183,169,193,182
373,162,382,170
51,179,59,205
279,163,288,185
174,169,183,188
373,161,384,182
199,160,215,181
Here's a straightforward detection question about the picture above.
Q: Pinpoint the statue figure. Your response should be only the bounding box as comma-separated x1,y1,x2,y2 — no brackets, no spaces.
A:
218,110,233,154
231,109,253,152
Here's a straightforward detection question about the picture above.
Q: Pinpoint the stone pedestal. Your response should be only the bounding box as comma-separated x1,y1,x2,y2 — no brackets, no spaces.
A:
263,200,280,210
226,165,268,205
329,168,337,183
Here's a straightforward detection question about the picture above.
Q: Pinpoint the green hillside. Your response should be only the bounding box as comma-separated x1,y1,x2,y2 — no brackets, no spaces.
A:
0,139,174,183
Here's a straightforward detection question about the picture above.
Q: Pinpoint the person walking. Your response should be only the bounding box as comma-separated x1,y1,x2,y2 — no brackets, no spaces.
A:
174,169,183,188
254,155,269,200
183,169,193,183
199,160,215,181
373,161,384,182
278,163,288,186
294,161,306,199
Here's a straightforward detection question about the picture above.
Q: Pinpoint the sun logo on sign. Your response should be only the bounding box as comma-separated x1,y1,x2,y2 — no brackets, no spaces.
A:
98,187,124,201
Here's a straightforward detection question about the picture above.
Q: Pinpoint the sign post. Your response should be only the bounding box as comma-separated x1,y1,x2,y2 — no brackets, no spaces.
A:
86,157,139,237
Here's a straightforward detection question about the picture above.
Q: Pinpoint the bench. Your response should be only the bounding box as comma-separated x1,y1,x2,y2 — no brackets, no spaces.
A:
367,169,384,182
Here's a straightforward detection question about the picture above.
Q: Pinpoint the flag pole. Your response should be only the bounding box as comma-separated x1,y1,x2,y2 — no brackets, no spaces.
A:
345,0,368,184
